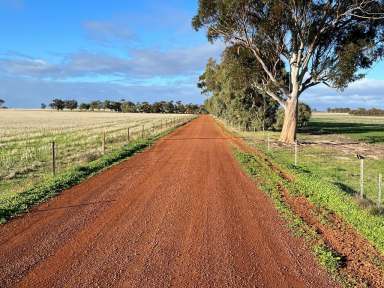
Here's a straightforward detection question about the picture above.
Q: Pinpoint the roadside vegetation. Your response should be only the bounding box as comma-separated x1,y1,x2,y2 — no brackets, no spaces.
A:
0,116,194,223
0,111,194,200
194,1,384,143
198,49,312,132
222,111,384,286
234,150,349,285
236,113,384,209
234,147,384,286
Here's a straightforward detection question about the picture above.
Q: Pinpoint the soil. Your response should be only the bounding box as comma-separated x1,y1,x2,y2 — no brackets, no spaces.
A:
0,116,337,287
219,121,384,287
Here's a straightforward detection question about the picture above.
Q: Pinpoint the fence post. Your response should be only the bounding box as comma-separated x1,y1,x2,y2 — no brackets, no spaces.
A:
294,141,298,166
360,159,364,199
127,127,130,142
378,173,382,209
51,141,56,176
142,125,144,139
102,131,106,154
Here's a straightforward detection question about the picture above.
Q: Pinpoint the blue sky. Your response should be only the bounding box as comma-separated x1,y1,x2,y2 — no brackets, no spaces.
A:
0,0,383,109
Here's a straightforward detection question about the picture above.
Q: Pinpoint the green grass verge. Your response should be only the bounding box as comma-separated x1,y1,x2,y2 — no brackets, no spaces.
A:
234,149,355,286
0,126,180,224
284,164,384,254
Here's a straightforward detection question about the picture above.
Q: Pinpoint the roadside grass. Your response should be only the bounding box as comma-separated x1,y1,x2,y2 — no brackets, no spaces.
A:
234,112,384,211
255,141,384,209
0,124,186,224
235,150,350,285
0,111,191,196
221,113,384,285
285,164,384,254
234,142,384,252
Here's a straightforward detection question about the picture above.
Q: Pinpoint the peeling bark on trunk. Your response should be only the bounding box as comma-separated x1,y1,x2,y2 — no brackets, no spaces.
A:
279,97,298,144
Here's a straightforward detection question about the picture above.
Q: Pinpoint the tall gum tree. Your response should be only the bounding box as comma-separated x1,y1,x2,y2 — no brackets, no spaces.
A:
193,0,384,143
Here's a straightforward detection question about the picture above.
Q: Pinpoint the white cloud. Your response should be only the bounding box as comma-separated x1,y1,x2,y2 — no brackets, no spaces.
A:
0,42,224,79
301,78,384,110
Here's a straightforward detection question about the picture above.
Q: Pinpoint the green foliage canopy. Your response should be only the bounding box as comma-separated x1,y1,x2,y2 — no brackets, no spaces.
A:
200,47,280,130
193,0,384,100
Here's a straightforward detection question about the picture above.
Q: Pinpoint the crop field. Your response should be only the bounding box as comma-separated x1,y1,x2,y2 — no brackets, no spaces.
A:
0,110,193,197
226,113,384,211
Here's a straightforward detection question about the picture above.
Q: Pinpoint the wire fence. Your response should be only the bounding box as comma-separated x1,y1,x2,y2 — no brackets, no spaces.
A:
0,116,194,195
223,120,384,210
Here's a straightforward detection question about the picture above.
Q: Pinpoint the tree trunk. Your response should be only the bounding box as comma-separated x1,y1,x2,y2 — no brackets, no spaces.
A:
279,96,298,144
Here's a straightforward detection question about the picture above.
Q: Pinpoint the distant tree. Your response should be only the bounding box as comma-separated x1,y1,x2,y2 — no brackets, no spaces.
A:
121,101,136,113
151,102,163,113
193,1,384,143
327,107,351,113
64,100,78,110
79,103,91,110
138,102,152,113
90,101,102,111
110,101,122,112
349,108,384,116
45,98,204,114
0,99,4,108
41,103,46,109
103,100,112,111
175,101,186,114
49,99,65,110
164,101,175,114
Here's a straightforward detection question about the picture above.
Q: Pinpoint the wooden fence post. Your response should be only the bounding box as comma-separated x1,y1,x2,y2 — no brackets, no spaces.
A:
142,125,144,139
360,159,364,199
52,141,56,176
127,127,130,142
102,131,106,154
378,173,382,209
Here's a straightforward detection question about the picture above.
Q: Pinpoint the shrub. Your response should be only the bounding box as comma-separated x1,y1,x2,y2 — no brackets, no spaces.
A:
274,102,312,130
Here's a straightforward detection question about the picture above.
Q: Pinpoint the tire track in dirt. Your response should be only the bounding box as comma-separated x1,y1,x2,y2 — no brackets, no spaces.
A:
0,116,336,287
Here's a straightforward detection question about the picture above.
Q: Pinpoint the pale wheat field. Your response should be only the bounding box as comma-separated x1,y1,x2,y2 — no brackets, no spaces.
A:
0,110,192,196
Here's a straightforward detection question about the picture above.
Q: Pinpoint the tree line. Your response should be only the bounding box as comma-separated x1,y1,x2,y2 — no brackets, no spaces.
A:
198,48,312,131
328,107,384,116
193,1,384,143
46,99,207,114
327,108,352,113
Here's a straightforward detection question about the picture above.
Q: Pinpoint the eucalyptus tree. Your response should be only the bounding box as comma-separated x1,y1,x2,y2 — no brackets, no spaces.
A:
193,0,384,143
199,47,279,130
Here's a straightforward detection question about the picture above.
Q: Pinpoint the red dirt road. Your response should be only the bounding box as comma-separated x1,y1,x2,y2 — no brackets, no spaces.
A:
0,116,336,287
